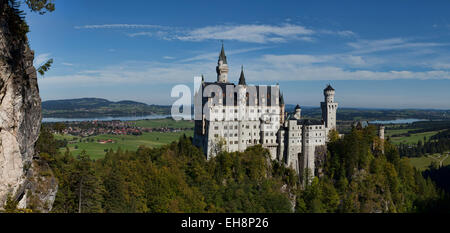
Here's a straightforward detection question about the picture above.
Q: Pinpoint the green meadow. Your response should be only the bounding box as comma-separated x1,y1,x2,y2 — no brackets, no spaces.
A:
389,130,441,145
408,154,450,171
54,130,193,160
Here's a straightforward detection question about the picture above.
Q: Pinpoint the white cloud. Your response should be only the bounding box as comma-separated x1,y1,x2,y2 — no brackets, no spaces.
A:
38,55,450,92
347,38,448,54
61,62,74,66
75,22,358,44
163,56,175,60
175,24,314,43
74,24,165,29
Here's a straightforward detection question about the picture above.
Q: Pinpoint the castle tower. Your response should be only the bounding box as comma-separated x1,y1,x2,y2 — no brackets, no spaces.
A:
321,84,338,131
216,44,229,83
237,66,247,152
280,92,285,124
294,104,301,120
378,125,385,140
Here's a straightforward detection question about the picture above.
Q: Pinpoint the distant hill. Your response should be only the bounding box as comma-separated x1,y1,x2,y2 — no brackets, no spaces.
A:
42,98,171,118
285,104,450,121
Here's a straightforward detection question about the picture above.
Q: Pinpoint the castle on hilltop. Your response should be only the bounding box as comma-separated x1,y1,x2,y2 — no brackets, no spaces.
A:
193,45,339,182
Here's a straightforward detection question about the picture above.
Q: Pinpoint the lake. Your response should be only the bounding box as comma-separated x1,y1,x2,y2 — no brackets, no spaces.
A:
369,119,429,124
42,115,173,123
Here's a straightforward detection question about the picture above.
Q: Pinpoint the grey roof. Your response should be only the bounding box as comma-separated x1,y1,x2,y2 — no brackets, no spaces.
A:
298,119,324,126
201,82,280,107
324,84,335,91
219,44,227,64
295,104,301,110
238,66,246,85
352,121,369,128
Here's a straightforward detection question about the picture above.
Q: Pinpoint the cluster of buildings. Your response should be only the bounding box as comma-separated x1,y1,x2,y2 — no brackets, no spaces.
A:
53,120,191,137
194,45,339,182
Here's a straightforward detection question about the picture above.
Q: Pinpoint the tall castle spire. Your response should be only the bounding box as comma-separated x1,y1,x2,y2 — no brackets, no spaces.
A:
216,43,229,83
219,43,227,64
238,65,246,85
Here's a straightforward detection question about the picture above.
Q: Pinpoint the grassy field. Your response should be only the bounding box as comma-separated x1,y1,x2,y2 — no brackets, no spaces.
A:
389,130,440,145
55,130,193,160
408,153,450,171
385,128,417,137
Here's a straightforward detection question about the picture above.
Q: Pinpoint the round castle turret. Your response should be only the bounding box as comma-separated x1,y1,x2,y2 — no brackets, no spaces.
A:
378,125,385,140
324,84,335,103
321,84,338,132
294,104,301,120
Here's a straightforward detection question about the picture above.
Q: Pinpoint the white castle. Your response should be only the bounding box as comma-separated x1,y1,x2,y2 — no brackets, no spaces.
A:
193,45,338,182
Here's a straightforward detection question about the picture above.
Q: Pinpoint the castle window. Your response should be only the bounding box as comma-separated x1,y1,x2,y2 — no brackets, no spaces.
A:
224,126,227,129
214,126,219,130
224,133,227,137
235,141,238,144
214,134,218,138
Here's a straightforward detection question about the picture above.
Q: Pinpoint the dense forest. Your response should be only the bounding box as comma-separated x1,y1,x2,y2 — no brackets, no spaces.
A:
4,125,449,213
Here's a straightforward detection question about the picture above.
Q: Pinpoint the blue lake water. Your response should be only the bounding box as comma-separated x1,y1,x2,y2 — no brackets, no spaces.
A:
369,119,429,124
42,115,173,123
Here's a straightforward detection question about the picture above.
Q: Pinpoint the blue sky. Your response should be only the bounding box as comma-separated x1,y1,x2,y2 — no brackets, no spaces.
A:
24,0,450,109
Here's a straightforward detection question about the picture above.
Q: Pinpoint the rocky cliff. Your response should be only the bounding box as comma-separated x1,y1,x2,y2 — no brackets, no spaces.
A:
0,1,57,212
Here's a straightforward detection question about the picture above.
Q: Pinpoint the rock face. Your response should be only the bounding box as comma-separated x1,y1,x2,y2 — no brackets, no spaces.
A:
0,2,56,211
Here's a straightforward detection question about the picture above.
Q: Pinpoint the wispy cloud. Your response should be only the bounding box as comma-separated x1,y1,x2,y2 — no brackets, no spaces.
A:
77,23,318,44
175,24,315,43
347,38,448,54
74,24,166,29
